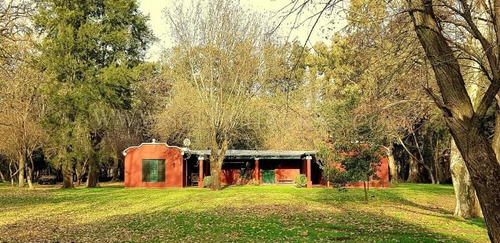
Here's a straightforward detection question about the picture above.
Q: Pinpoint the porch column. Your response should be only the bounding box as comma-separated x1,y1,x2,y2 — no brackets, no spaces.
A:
198,156,204,188
254,158,261,185
306,155,312,188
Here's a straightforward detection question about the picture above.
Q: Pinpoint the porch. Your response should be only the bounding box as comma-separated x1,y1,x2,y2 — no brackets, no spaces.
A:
184,150,319,188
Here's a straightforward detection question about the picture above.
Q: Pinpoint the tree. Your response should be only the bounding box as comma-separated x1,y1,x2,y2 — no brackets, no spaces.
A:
280,0,500,238
316,82,385,202
0,64,47,189
0,0,45,189
448,39,487,218
335,143,383,203
101,64,165,181
405,0,500,240
302,0,445,186
34,0,153,188
450,139,482,218
164,0,272,190
0,0,32,62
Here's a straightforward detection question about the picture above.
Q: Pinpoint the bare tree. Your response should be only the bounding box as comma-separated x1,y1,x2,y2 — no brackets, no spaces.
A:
164,0,272,190
0,64,48,189
0,0,45,189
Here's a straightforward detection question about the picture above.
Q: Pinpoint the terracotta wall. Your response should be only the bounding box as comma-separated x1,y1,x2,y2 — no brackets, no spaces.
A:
124,144,184,188
319,154,390,188
275,165,300,182
220,169,240,185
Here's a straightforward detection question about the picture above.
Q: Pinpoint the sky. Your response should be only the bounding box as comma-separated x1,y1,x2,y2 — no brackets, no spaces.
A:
138,0,346,61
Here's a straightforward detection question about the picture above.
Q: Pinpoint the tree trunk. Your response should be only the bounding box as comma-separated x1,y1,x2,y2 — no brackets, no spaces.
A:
0,170,5,182
26,164,34,190
407,156,423,183
432,159,440,184
86,153,99,188
408,0,500,239
451,124,500,240
210,159,221,190
450,139,481,218
18,153,25,187
112,153,119,181
363,181,368,203
425,164,436,184
209,134,229,191
493,98,500,165
388,144,398,184
434,149,449,184
9,161,14,186
61,162,74,189
76,172,81,186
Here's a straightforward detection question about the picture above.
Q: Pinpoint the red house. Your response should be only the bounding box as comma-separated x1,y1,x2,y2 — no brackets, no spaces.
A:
123,141,389,188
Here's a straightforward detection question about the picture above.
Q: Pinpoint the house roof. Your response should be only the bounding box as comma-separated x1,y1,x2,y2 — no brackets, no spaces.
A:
122,141,316,160
188,149,316,160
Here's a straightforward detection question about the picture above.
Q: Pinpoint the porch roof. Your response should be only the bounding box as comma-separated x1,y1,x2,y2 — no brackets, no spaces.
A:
187,149,316,160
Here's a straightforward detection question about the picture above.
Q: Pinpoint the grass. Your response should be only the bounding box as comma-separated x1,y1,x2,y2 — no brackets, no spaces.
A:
0,182,488,242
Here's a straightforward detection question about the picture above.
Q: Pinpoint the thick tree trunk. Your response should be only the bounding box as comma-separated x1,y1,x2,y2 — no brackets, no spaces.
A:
86,154,99,188
408,0,500,240
407,157,423,183
452,125,500,240
209,135,229,191
450,139,481,218
210,151,226,190
61,163,74,189
18,153,25,187
210,159,221,190
388,144,398,184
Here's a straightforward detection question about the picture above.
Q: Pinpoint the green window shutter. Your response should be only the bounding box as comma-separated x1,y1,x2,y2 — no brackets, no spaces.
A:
157,159,165,182
150,160,158,182
142,159,166,182
142,160,151,182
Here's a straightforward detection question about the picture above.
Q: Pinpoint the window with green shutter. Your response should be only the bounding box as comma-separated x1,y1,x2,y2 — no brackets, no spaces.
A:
142,159,166,182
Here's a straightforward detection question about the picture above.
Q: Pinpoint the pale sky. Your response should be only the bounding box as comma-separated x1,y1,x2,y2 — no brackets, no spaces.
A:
138,0,346,61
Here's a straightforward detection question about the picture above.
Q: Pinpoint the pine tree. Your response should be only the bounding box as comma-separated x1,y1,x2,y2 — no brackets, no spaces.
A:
34,0,153,188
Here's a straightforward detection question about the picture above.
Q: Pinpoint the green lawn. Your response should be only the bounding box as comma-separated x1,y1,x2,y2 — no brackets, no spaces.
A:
0,183,488,242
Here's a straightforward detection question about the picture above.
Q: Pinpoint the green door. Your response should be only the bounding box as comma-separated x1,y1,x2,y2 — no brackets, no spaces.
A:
262,170,275,184
150,160,158,182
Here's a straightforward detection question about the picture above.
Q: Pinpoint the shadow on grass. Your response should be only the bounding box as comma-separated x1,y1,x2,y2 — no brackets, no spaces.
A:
0,202,477,242
381,186,486,230
0,183,488,242
396,183,455,195
305,185,487,240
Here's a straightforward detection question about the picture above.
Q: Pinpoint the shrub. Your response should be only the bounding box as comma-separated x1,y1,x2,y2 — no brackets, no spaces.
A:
203,176,212,188
249,179,260,186
294,174,307,188
322,166,349,191
236,178,250,186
